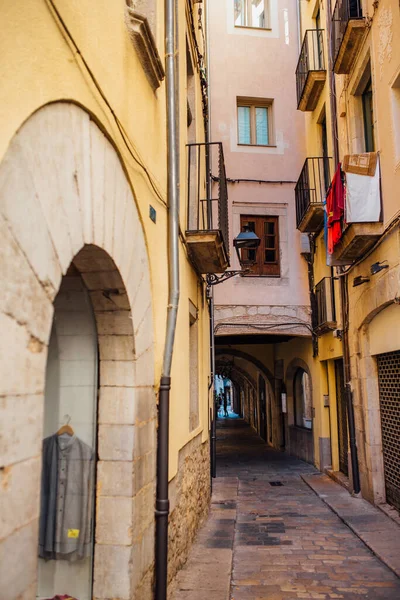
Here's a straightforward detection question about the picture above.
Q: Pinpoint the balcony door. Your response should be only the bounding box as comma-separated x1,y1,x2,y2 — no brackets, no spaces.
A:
315,11,324,70
335,359,349,476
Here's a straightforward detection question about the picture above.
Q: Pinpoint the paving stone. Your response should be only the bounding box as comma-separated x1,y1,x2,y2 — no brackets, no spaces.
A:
171,419,400,600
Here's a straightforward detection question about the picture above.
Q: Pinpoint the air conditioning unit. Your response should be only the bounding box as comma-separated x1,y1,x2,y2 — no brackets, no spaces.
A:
300,233,311,255
314,277,337,334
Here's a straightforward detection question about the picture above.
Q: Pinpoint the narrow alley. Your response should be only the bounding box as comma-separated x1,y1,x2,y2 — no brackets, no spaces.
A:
172,419,400,600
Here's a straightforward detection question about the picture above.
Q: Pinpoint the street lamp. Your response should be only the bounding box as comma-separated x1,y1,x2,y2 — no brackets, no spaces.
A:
233,224,261,266
206,226,261,290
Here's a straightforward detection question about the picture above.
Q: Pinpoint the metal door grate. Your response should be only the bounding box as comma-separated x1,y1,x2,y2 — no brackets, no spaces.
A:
378,350,400,512
335,359,348,476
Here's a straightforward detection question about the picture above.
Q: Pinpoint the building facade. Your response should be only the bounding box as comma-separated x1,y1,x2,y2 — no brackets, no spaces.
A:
295,0,400,509
208,0,324,466
0,1,217,598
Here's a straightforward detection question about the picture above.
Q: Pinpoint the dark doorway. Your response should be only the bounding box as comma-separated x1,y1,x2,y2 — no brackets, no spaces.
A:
259,374,267,441
335,359,349,476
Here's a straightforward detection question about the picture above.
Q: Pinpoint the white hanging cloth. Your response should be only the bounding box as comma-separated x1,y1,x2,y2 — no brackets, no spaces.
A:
344,153,381,223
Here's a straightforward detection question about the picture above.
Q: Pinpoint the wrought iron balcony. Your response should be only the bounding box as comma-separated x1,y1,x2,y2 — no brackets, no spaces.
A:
332,0,366,74
296,30,326,112
295,157,333,232
186,142,230,274
314,277,336,334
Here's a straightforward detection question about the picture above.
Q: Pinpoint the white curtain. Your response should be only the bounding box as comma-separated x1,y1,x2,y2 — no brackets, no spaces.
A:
256,107,269,145
238,106,251,144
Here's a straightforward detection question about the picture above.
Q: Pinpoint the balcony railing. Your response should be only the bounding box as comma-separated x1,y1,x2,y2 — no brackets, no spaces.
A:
332,0,365,74
314,277,336,333
186,142,229,274
295,157,333,232
296,30,326,111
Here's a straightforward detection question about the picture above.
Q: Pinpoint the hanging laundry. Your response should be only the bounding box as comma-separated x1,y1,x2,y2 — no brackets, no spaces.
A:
326,163,345,254
39,433,94,561
343,153,381,223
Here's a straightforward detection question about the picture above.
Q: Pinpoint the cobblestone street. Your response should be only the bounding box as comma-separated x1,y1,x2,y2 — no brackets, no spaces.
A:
172,419,400,600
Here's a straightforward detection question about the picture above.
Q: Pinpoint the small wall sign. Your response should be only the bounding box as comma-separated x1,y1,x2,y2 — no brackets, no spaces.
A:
149,205,156,223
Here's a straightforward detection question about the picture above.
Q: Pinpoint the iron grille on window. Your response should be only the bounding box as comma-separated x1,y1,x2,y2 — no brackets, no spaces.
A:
314,277,336,333
295,157,332,229
332,0,363,67
186,142,229,259
296,29,325,107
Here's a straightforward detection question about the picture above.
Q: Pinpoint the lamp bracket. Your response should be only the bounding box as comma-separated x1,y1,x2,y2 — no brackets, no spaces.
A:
206,269,250,289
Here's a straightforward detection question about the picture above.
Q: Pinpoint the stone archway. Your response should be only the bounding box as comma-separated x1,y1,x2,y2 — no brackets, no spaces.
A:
0,103,155,600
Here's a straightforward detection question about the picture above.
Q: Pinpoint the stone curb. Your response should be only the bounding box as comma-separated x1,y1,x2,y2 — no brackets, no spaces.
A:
302,473,400,580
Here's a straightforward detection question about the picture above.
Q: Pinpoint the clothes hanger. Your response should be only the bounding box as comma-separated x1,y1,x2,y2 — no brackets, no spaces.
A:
57,414,74,436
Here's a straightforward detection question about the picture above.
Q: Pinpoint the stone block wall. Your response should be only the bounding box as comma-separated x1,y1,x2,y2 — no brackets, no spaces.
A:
168,434,211,586
288,426,314,465
214,304,311,337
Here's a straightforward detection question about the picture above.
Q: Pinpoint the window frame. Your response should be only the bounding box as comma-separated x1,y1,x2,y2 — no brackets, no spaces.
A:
237,97,274,147
362,78,375,153
234,0,271,30
293,368,313,430
239,214,280,277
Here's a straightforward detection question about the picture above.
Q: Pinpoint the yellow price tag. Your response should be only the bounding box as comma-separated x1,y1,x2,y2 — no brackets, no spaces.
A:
68,529,80,538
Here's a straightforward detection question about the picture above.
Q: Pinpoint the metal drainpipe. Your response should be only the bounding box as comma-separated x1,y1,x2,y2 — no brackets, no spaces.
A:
210,291,217,478
155,0,180,596
326,0,339,165
325,0,360,494
205,0,217,479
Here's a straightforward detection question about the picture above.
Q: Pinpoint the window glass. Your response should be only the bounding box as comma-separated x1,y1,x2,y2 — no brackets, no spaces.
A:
235,0,266,28
241,219,257,263
234,0,246,25
238,106,251,144
237,100,272,146
251,0,265,28
255,107,269,145
265,249,275,262
265,221,275,235
38,276,98,600
362,79,375,152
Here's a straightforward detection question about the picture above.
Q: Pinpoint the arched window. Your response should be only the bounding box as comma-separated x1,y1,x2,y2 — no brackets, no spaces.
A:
294,368,312,429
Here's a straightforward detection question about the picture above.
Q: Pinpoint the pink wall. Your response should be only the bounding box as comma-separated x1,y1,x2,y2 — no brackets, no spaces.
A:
209,0,308,309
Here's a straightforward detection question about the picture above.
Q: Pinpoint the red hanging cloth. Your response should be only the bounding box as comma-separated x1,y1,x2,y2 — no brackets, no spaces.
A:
326,163,345,254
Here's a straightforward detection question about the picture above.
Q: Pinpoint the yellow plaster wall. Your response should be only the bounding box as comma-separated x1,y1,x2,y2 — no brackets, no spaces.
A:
0,0,210,480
